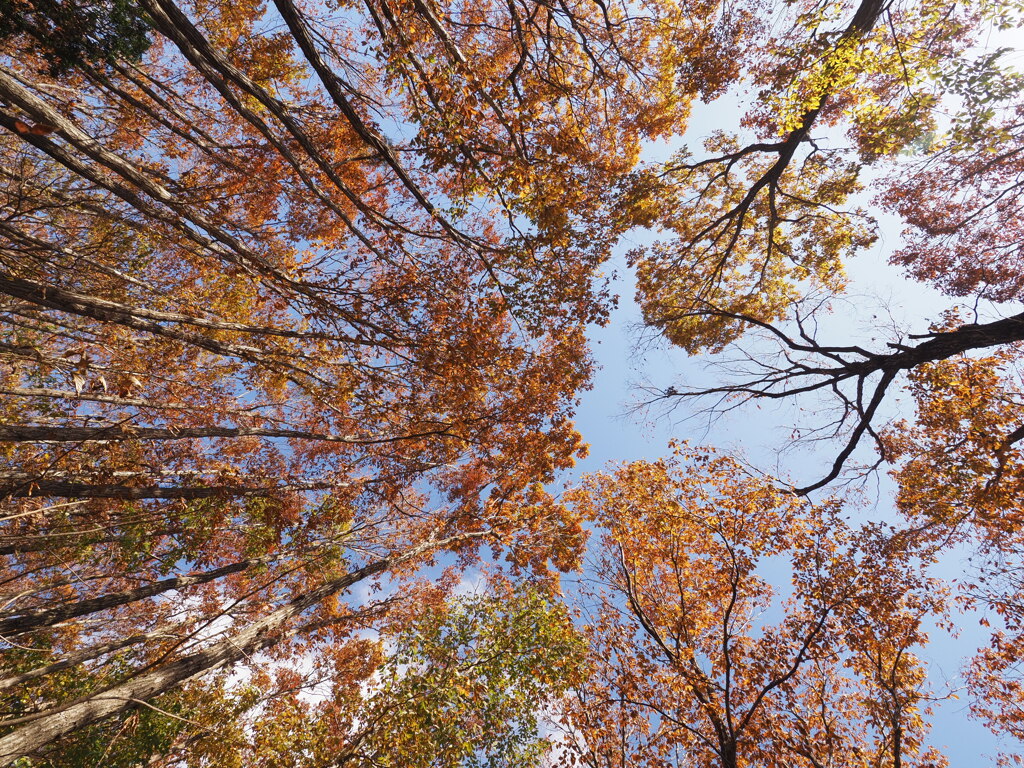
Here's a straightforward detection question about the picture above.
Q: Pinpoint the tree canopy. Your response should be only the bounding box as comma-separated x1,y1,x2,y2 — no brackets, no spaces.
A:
4,0,1024,765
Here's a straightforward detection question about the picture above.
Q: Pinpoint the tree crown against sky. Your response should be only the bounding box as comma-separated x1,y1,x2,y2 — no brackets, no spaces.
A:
3,0,1024,765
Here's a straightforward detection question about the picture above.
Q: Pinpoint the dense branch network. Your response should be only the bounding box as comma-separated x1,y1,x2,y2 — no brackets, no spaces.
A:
2,0,1024,763
657,308,1024,493
0,0,689,759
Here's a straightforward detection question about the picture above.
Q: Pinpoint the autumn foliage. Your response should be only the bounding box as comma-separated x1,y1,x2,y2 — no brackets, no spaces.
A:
561,447,947,768
4,0,1024,765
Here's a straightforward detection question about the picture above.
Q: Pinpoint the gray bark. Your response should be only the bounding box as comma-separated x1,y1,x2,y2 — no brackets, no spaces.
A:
0,559,255,637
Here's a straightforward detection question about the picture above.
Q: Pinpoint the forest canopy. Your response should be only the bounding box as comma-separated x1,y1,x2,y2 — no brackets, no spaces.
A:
1,0,1024,765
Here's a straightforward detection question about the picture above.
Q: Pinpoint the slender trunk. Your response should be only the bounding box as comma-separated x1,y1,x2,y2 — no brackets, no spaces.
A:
0,274,325,341
0,528,178,556
0,273,291,367
0,423,453,445
0,387,193,410
0,559,255,637
0,631,163,691
0,478,333,500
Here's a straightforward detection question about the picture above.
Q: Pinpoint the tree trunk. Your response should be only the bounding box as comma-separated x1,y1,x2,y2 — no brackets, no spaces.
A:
0,478,335,500
0,559,256,637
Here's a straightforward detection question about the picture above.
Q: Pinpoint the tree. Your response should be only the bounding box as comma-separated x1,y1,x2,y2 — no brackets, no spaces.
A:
625,0,1024,491
0,0,704,758
561,446,948,768
624,0,974,353
607,2,1024,746
0,0,151,76
882,338,1024,760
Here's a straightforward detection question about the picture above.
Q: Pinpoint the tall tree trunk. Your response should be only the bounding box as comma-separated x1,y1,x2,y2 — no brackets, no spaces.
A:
0,558,256,637
0,478,335,500
0,423,450,445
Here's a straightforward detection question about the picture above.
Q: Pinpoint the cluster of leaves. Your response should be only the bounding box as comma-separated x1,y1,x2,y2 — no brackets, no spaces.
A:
559,447,947,768
363,585,585,768
0,0,151,74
